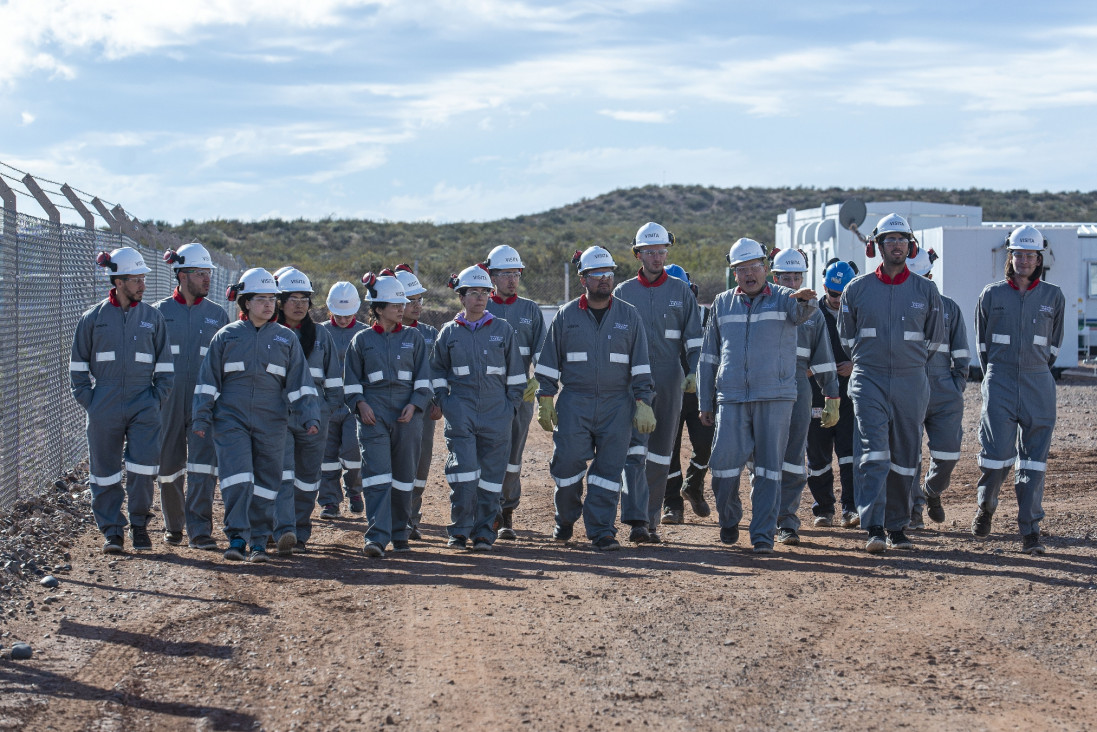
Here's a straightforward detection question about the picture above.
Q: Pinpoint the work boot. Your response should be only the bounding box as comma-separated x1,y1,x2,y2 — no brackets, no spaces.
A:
926,493,946,523
865,526,886,554
496,511,516,541
971,508,993,539
661,508,684,525
682,482,711,518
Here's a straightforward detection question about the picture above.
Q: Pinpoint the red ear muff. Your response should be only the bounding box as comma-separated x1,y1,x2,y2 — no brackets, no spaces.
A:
476,262,490,273
571,250,583,269
379,267,395,277
96,252,117,271
361,272,377,288
163,249,182,265
865,241,876,259
226,283,241,302
395,263,414,274
447,273,460,290
768,247,781,262
927,249,939,265
908,240,919,259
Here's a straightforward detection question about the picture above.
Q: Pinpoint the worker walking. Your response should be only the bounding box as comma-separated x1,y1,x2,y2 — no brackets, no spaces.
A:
697,238,818,554
432,265,526,551
661,264,715,524
70,247,174,554
393,264,442,541
192,268,319,562
345,274,433,557
154,243,229,550
483,246,545,541
906,248,969,529
317,281,368,517
535,247,656,551
769,249,839,546
614,223,703,543
804,261,859,529
274,268,344,554
838,214,944,554
972,225,1064,554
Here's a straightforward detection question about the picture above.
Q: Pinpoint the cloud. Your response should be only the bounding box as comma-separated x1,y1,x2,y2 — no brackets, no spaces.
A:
20,112,35,126
598,110,671,123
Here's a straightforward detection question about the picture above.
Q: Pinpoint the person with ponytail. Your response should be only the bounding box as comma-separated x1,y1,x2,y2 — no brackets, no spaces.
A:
343,272,433,557
272,268,345,555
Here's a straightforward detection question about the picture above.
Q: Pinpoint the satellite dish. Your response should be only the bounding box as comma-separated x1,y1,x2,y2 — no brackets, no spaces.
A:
838,198,867,230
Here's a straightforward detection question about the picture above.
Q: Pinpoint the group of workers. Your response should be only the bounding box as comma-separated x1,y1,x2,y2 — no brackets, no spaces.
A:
69,214,1064,561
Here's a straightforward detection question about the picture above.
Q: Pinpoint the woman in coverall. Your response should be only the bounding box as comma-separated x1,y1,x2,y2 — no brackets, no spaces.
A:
317,281,368,517
392,264,444,541
431,265,526,551
192,268,319,563
274,268,344,555
344,273,433,558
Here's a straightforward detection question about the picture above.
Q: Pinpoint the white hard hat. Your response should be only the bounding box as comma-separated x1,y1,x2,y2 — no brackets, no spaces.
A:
450,265,494,293
1006,225,1047,251
227,268,279,301
272,266,295,282
907,247,933,276
164,243,215,271
770,249,807,273
573,246,616,275
726,238,767,267
633,222,674,249
97,247,151,276
871,213,914,241
484,245,525,270
326,281,361,316
364,274,409,304
393,264,427,296
277,267,313,294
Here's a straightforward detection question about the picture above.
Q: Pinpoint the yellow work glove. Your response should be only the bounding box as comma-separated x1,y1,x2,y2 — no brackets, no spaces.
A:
536,396,558,431
820,398,841,429
633,400,656,434
523,376,538,403
681,372,697,394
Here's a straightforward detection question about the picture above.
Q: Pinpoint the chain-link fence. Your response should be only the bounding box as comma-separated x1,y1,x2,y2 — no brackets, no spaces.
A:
0,209,241,512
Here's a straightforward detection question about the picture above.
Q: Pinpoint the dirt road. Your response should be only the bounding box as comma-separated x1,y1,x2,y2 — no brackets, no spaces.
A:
2,378,1097,730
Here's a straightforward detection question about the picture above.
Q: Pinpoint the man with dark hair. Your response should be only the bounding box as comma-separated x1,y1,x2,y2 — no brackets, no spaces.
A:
155,243,229,550
71,247,174,554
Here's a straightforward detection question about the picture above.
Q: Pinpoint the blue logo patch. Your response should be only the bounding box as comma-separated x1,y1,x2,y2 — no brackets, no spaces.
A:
273,335,290,345
139,320,154,329
204,317,220,325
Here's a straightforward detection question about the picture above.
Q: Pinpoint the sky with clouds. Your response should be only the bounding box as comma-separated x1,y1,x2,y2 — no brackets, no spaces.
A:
2,0,1096,225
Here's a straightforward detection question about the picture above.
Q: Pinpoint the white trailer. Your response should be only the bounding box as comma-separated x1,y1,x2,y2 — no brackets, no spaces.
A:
776,201,1090,373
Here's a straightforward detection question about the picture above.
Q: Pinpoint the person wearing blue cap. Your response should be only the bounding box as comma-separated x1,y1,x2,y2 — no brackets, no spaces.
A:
805,260,858,528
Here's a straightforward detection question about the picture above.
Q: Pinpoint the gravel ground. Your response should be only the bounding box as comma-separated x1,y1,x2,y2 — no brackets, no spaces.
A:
1,376,1096,731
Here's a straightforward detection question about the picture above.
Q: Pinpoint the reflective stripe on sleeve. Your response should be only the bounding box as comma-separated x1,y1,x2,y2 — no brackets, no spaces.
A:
344,384,364,394
1033,335,1047,346
685,337,703,349
631,364,650,376
194,384,220,398
796,347,811,358
609,353,629,364
287,386,318,402
324,377,343,388
431,378,448,390
860,328,876,338
367,371,383,383
534,364,560,380
266,363,286,377
310,367,323,378
70,361,90,372
903,331,923,341
952,349,969,358
200,346,209,357
155,362,174,373
507,374,527,385
453,366,470,376
414,379,432,390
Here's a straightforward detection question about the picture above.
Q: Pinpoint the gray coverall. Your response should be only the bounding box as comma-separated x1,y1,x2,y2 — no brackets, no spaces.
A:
485,294,547,517
345,324,433,548
192,319,319,548
777,312,838,532
614,270,702,530
277,324,344,545
697,284,815,548
975,278,1064,535
409,320,440,530
153,291,230,540
70,291,174,538
535,296,655,542
432,314,525,544
838,267,944,532
318,318,367,508
912,293,970,513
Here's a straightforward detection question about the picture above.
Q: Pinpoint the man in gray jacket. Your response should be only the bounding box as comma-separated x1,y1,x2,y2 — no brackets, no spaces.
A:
838,214,945,553
614,222,703,543
697,238,818,554
71,247,174,554
154,243,229,550
535,246,656,551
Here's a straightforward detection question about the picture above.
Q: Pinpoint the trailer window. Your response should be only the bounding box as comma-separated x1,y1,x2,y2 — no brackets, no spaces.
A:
1090,262,1097,298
